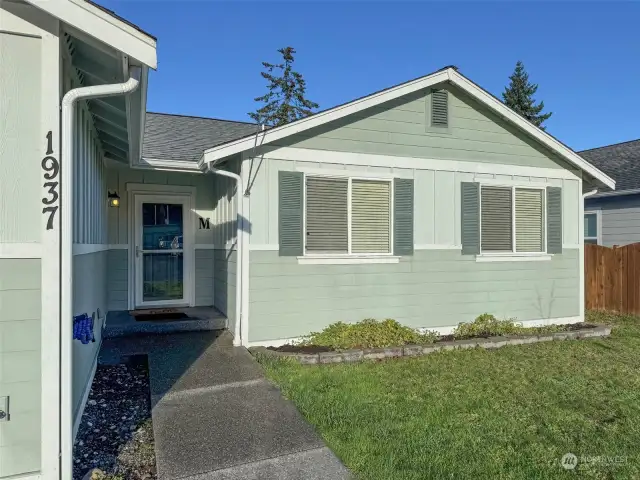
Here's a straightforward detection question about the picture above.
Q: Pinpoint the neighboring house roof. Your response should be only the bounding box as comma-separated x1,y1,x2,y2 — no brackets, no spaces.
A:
143,112,259,163
579,139,640,196
199,67,615,190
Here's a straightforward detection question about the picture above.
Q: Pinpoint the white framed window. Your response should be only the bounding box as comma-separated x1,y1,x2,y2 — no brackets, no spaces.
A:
303,175,393,257
479,185,546,255
584,211,601,245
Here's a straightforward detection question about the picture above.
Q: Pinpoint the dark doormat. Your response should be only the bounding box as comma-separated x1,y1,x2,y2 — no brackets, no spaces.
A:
130,308,189,322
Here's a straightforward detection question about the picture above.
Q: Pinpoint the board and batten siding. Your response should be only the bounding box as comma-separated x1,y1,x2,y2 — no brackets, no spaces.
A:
104,160,239,311
585,195,640,247
0,32,42,243
246,158,580,248
249,250,580,341
269,84,574,172
72,251,107,429
0,260,42,477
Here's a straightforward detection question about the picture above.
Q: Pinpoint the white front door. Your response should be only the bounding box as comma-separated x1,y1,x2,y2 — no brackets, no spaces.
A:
133,194,193,308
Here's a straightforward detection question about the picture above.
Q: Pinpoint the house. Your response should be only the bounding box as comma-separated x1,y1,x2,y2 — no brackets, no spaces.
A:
579,140,640,246
0,1,615,479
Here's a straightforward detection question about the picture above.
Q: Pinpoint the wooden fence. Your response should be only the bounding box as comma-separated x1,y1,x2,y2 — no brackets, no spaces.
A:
585,243,640,314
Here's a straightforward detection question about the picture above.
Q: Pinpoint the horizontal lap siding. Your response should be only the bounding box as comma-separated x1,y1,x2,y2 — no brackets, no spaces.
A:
248,249,580,342
195,250,214,306
271,85,571,170
0,260,41,477
586,196,640,247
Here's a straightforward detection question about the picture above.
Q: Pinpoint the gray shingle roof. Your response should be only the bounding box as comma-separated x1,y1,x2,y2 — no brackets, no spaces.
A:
579,139,640,192
142,112,259,163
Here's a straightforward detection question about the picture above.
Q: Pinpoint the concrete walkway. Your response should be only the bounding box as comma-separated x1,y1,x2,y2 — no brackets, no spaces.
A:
101,331,350,480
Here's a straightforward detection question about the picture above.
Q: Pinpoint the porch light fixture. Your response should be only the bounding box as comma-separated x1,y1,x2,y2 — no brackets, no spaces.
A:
108,191,120,208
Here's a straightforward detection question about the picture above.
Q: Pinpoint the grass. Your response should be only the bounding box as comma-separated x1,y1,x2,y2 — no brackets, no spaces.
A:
258,311,640,479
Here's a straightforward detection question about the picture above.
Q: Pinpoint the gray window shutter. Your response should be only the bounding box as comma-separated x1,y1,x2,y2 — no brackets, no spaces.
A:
547,187,562,254
393,178,414,256
278,171,303,256
431,89,448,127
461,182,480,255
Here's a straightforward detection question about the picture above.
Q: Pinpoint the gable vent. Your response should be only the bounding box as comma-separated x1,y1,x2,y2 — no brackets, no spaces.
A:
431,89,448,127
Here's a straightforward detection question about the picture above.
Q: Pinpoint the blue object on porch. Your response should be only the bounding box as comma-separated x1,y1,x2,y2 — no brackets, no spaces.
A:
73,313,95,345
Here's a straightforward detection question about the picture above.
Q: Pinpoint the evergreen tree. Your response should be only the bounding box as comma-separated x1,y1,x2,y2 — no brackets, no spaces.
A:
249,47,319,126
502,61,552,130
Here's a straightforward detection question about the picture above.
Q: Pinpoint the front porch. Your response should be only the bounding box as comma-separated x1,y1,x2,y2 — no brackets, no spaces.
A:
104,306,227,338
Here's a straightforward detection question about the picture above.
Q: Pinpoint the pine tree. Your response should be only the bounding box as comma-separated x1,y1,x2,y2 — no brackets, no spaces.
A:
249,47,319,126
502,61,552,130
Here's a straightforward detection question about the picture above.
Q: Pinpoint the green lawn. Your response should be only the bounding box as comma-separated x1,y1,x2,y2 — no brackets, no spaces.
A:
258,311,640,479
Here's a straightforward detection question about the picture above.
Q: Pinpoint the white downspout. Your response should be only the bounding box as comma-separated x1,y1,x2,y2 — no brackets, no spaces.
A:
60,66,141,479
207,165,244,346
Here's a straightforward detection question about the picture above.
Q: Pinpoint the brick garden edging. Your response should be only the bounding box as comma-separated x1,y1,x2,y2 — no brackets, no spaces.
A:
249,325,612,365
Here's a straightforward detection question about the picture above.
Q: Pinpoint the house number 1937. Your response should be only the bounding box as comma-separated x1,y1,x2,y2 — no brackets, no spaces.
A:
42,130,59,230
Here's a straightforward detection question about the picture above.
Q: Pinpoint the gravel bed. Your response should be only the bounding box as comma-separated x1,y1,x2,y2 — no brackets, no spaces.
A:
73,355,156,480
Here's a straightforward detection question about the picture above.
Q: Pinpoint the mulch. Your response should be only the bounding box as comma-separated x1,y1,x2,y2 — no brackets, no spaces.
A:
268,323,601,353
73,355,157,480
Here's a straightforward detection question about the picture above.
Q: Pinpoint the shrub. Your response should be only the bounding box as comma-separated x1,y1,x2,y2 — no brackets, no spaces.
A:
299,319,438,350
452,313,564,339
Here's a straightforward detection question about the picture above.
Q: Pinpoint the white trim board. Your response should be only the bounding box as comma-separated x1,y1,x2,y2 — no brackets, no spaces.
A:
136,157,202,172
0,243,43,258
260,148,583,181
25,0,157,68
201,68,614,190
126,183,196,194
247,316,583,347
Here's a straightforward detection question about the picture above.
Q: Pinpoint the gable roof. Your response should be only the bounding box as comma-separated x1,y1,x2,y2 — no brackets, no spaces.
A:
579,139,640,195
143,112,259,163
199,67,615,190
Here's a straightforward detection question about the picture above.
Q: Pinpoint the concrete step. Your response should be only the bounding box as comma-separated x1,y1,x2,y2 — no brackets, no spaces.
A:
104,307,227,338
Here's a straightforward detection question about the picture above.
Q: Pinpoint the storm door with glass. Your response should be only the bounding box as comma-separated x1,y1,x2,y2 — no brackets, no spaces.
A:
134,195,190,307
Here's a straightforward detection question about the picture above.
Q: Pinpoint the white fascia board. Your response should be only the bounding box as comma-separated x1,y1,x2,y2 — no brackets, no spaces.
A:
26,0,157,68
202,69,451,162
587,188,640,199
447,70,615,190
202,67,615,190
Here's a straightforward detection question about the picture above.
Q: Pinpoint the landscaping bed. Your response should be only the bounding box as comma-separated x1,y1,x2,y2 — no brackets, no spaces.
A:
256,311,637,479
73,355,156,480
256,318,610,364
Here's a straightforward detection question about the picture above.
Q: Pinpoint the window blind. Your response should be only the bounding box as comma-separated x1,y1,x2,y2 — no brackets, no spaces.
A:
305,177,348,253
481,186,512,251
352,179,391,253
515,188,544,252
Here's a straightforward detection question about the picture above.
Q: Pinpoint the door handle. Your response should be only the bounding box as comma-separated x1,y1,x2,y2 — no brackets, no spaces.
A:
136,245,141,258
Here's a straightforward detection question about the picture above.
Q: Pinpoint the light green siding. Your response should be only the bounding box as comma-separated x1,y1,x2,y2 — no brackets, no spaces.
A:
214,248,236,334
107,249,128,311
246,158,581,247
104,162,241,309
0,259,41,477
195,249,214,306
271,85,572,170
72,251,108,426
0,33,42,243
249,249,580,342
